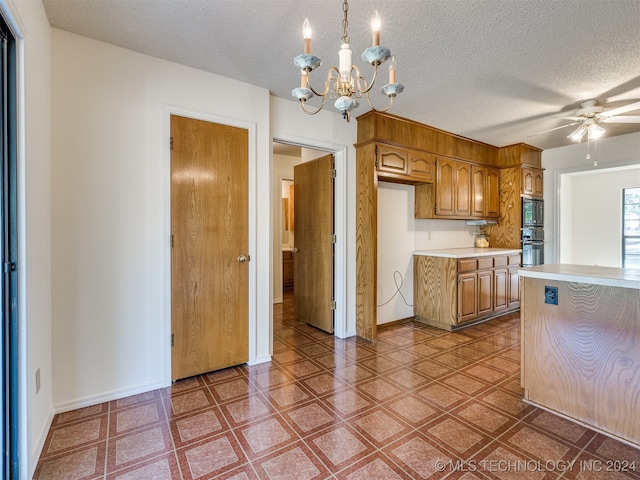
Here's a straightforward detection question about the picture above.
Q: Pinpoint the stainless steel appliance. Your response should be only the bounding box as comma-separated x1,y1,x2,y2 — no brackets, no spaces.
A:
522,198,544,227
522,227,544,266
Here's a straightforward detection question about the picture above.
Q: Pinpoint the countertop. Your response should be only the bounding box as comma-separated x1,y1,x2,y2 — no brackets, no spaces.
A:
413,247,522,258
519,263,640,290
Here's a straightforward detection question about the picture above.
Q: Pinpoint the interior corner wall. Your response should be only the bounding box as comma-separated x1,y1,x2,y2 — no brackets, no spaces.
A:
50,29,271,410
542,131,640,264
5,0,54,474
376,182,476,325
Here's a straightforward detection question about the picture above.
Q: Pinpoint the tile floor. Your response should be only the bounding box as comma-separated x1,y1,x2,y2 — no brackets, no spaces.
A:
34,293,640,479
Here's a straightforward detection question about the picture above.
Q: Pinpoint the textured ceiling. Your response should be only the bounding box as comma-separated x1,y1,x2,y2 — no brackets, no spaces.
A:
42,0,640,150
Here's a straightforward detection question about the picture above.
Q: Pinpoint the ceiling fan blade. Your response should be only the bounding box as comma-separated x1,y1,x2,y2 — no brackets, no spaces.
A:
601,116,640,124
528,122,580,137
599,101,640,118
554,116,583,121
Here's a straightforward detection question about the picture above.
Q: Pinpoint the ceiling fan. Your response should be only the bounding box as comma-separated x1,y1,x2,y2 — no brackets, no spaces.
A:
533,99,640,142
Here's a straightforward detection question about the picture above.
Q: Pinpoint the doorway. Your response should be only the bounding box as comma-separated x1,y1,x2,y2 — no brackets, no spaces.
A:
170,115,249,380
272,140,347,337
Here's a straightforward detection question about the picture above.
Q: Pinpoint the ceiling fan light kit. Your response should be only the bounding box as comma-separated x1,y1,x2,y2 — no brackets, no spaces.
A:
292,0,404,121
532,99,640,145
564,99,640,143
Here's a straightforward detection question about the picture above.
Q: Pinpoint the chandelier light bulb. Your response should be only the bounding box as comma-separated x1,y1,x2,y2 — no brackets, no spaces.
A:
371,10,381,46
388,55,396,84
303,18,312,54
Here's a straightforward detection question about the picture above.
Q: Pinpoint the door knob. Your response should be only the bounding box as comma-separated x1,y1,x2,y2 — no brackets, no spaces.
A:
237,255,249,263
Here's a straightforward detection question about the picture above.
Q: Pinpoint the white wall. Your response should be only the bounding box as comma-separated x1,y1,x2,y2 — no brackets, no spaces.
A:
50,29,272,410
377,182,476,324
561,167,640,267
543,132,640,264
4,0,54,475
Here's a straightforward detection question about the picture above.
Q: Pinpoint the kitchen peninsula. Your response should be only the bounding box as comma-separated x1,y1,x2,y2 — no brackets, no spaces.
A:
520,264,640,447
413,248,522,330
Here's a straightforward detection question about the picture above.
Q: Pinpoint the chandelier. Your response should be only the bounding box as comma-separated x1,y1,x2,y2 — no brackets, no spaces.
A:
291,0,404,122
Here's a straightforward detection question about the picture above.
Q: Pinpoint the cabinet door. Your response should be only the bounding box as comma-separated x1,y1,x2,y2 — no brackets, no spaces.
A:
471,166,486,217
455,162,471,216
508,267,520,308
409,152,435,182
533,170,544,197
485,168,500,217
436,158,455,216
493,268,508,312
458,272,477,323
522,167,534,196
522,166,544,198
377,144,408,176
478,270,493,316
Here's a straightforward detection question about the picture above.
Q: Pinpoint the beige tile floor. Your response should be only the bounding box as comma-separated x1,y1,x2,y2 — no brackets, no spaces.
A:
34,292,640,479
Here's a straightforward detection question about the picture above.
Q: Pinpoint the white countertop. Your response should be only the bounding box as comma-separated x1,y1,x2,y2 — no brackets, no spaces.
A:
413,247,522,258
519,263,640,289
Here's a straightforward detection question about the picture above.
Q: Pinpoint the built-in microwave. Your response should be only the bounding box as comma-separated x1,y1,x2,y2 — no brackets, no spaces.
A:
522,198,544,227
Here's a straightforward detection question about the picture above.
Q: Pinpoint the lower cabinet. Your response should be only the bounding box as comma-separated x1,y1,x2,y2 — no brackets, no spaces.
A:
414,252,521,330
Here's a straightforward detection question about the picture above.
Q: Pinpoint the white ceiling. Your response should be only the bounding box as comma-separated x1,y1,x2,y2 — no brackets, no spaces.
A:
42,0,640,150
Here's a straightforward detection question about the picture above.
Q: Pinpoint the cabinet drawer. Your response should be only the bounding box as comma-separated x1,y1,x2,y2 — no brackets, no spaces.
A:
494,255,508,267
508,254,521,266
458,259,477,272
477,257,493,270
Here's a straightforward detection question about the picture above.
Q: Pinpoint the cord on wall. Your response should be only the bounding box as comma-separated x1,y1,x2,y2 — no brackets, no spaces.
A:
377,271,413,308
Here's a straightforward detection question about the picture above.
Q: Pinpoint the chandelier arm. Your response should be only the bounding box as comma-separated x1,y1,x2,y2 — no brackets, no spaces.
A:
355,64,380,95
299,94,329,115
306,67,341,98
364,89,395,113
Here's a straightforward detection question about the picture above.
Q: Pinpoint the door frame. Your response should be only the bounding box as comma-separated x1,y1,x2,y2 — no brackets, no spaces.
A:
272,134,348,339
162,106,258,385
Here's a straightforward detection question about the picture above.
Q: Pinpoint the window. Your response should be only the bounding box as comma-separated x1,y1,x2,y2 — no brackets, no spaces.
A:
623,187,640,269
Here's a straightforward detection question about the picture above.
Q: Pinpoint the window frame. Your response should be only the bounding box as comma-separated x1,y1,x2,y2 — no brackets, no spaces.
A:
622,186,640,269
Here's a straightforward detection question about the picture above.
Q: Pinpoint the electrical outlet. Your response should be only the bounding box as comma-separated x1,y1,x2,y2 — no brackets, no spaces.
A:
36,368,41,394
545,286,558,305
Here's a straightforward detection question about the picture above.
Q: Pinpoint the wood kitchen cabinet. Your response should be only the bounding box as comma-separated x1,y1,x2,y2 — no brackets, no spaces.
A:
416,158,498,220
522,166,544,198
376,143,435,184
414,250,521,330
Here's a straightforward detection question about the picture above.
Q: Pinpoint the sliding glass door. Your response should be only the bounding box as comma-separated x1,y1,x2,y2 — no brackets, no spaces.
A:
0,12,17,480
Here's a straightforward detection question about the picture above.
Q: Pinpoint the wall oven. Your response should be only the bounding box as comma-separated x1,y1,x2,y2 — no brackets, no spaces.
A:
522,227,544,267
522,198,544,227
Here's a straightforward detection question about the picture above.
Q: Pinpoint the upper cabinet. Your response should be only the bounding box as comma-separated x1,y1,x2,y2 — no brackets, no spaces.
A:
417,158,499,219
376,143,436,184
521,166,544,198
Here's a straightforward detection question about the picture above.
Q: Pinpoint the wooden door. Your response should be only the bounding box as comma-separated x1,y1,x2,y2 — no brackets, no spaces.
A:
294,154,334,333
170,115,249,381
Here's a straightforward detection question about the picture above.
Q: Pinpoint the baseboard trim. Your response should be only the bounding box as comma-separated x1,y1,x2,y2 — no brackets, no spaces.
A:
31,406,55,478
249,354,272,366
53,379,165,414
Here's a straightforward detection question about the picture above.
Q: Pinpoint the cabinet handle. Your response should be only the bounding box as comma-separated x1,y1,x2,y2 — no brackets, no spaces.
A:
291,248,299,254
